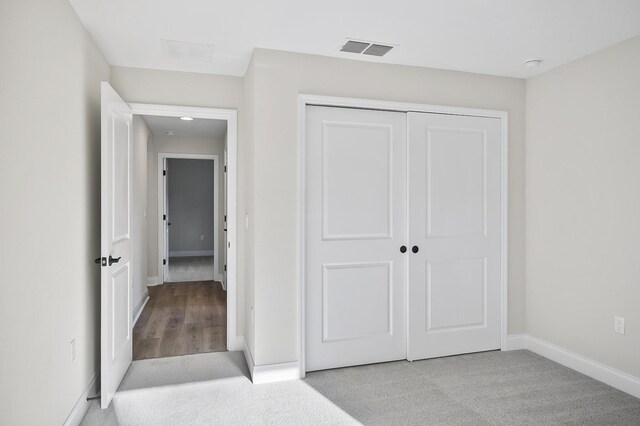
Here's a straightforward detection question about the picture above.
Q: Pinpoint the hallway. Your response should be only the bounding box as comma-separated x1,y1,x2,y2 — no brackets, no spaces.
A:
133,281,227,360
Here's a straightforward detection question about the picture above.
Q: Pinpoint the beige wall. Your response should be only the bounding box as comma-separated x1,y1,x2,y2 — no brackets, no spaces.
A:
241,57,257,360
248,49,527,365
147,130,158,277
132,116,152,308
110,66,243,109
526,36,640,378
0,0,110,424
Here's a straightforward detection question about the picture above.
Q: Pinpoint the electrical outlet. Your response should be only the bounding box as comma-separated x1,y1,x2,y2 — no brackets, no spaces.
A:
200,235,205,241
614,316,625,335
71,339,76,363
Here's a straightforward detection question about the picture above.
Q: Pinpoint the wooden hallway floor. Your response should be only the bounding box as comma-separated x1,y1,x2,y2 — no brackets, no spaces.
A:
133,281,227,360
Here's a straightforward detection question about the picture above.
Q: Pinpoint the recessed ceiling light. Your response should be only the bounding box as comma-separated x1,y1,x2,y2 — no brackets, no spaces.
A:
180,116,194,121
524,59,543,69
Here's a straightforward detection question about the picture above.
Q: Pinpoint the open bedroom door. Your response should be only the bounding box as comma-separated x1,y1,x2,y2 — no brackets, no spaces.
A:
100,82,133,409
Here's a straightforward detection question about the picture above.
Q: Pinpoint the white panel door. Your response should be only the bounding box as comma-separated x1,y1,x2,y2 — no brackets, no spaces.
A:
305,106,407,372
407,112,502,360
100,82,133,409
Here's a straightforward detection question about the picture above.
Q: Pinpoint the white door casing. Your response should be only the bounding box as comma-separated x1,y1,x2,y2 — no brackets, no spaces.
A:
407,112,502,360
162,157,169,280
305,106,408,372
223,146,228,289
100,82,133,409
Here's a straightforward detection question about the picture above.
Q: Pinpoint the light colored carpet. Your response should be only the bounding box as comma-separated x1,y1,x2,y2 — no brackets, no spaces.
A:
305,350,640,425
80,351,357,425
81,350,640,425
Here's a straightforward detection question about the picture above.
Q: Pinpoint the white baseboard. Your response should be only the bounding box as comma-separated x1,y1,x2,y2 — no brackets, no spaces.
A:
504,334,528,351
239,336,299,384
505,334,640,399
169,250,214,257
215,273,225,286
146,276,161,286
63,370,98,426
252,361,301,384
240,336,255,379
133,289,149,326
227,335,244,352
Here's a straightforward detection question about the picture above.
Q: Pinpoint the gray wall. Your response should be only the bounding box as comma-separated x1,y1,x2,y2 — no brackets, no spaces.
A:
167,159,215,254
526,35,640,378
0,0,110,424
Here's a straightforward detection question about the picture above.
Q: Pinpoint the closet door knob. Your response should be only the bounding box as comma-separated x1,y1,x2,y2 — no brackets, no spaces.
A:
412,246,419,253
400,245,407,253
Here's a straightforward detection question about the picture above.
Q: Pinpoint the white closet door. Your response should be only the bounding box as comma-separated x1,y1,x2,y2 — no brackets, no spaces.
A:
407,112,502,360
305,106,407,372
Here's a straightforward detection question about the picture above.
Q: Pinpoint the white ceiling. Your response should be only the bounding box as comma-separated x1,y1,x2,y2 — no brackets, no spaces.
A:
69,0,640,78
142,115,227,139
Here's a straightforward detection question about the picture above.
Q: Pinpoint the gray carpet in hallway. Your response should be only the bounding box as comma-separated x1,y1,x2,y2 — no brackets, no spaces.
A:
81,350,640,425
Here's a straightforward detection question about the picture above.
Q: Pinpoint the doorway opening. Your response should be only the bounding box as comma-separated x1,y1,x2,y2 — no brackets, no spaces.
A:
162,155,220,284
131,107,236,361
100,84,239,408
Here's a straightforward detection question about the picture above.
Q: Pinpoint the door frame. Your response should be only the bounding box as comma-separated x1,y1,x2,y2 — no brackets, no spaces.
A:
129,103,241,352
159,153,220,282
297,94,509,378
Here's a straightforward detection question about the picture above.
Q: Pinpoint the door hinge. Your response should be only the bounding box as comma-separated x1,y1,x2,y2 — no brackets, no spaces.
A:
224,166,227,173
163,170,166,176
163,259,167,265
224,264,227,272
224,215,226,222
163,214,166,220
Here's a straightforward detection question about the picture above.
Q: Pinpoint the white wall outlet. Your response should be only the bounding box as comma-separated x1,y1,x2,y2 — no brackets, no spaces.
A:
200,235,205,240
614,316,625,335
71,339,76,363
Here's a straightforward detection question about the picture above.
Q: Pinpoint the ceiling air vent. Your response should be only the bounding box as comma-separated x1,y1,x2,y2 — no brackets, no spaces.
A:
340,39,394,57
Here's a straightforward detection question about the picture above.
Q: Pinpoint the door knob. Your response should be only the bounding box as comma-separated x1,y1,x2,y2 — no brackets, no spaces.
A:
400,245,407,253
412,246,419,253
108,255,121,266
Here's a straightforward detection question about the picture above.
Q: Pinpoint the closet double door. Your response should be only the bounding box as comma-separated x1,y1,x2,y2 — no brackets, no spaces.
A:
305,106,502,372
